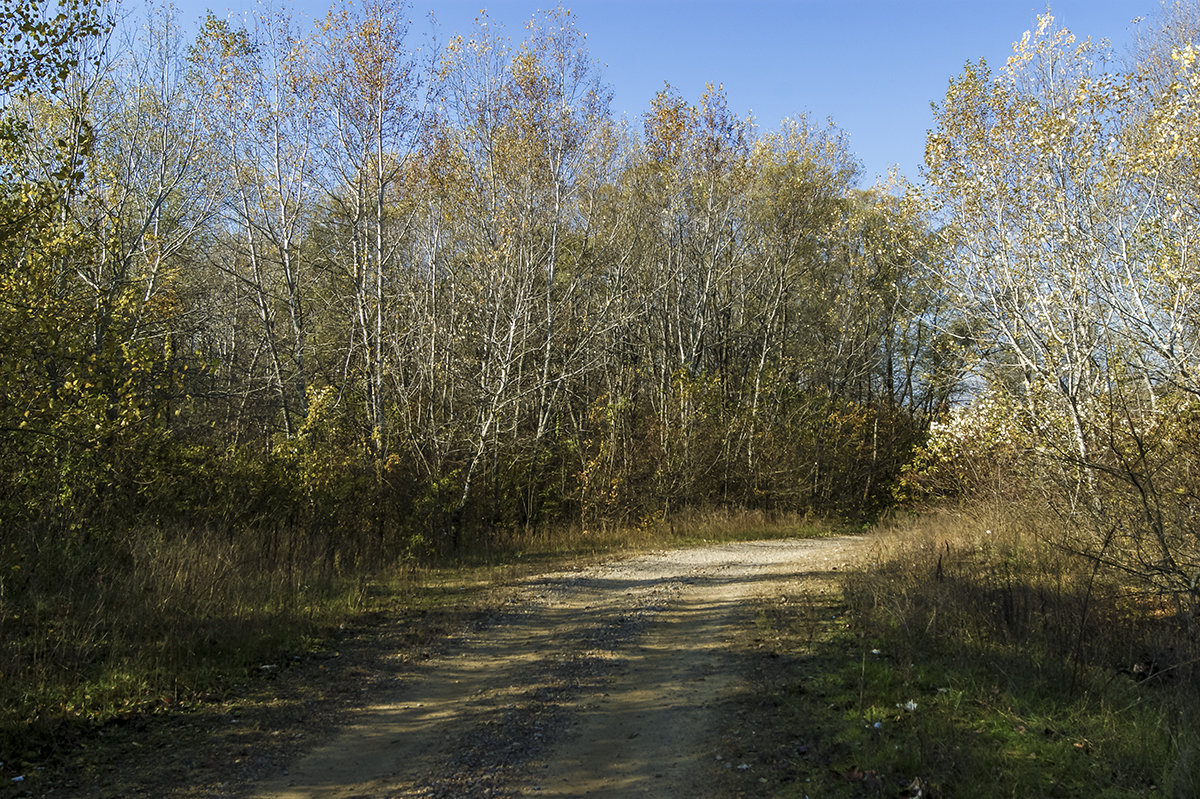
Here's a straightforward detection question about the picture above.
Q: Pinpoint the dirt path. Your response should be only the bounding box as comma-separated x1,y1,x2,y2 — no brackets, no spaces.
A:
250,535,873,799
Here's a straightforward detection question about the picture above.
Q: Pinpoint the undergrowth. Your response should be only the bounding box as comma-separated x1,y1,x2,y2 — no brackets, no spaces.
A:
737,507,1200,798
0,526,374,764
0,507,828,777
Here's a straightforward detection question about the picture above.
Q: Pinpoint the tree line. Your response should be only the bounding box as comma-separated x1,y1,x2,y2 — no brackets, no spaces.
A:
5,0,1200,621
1,0,957,578
911,5,1200,619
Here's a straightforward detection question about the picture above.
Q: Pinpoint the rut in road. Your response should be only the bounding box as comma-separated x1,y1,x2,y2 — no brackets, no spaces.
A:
252,535,871,799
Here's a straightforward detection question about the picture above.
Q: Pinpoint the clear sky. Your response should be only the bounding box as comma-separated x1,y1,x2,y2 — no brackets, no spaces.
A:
167,0,1154,184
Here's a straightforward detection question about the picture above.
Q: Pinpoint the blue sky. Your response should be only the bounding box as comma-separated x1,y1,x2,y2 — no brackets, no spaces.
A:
168,0,1151,184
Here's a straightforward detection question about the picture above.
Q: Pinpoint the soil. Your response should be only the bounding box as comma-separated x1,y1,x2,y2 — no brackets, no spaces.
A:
18,534,875,798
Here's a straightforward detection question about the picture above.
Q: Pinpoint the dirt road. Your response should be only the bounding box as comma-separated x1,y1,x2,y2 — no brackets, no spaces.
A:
249,535,871,799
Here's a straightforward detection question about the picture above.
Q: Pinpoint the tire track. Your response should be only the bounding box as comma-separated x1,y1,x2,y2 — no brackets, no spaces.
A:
251,536,871,799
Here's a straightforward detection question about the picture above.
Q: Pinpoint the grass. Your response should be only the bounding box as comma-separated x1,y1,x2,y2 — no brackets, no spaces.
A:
12,501,1191,797
723,506,1200,798
2,528,365,761
0,506,832,787
14,501,1197,798
455,507,836,563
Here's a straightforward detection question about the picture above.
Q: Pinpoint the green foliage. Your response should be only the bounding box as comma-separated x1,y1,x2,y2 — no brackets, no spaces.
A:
0,0,108,95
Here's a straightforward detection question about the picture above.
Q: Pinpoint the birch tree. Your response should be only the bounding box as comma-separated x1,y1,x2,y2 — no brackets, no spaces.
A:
311,0,422,460
925,10,1200,610
188,8,318,438
430,8,615,533
925,15,1119,497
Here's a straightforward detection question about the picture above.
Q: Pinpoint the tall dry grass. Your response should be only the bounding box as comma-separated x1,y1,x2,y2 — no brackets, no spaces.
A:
0,524,373,753
842,502,1200,795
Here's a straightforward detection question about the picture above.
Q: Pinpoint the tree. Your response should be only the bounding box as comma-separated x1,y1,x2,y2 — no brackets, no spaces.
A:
310,0,423,461
421,7,616,535
925,15,1120,501
925,10,1200,615
188,7,318,440
0,0,199,538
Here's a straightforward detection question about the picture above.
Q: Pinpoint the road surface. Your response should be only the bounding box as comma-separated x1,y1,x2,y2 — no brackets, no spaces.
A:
251,535,872,798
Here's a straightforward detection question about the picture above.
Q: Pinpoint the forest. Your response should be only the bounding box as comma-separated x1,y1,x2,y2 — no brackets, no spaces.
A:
5,0,1200,781
2,0,955,564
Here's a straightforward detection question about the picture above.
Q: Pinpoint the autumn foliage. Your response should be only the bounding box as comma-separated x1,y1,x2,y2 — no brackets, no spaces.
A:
11,0,1200,758
0,1,947,573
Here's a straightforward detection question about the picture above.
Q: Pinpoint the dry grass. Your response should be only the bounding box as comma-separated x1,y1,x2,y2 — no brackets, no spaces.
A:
852,505,1200,694
490,507,835,558
741,502,1200,797
0,505,833,772
0,525,372,760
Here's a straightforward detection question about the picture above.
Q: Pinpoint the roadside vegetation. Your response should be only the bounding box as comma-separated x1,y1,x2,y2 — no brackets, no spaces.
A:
730,6,1200,794
5,0,1200,794
725,507,1199,798
0,506,829,781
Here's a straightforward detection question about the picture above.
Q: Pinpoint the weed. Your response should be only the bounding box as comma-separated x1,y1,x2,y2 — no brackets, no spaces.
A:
734,506,1197,797
0,505,832,776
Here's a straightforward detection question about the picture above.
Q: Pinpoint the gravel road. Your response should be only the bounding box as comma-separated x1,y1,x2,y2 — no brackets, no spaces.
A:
250,535,873,799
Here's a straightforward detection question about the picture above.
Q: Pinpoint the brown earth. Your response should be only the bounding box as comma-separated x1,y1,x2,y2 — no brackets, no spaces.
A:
19,534,874,798
252,535,874,798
